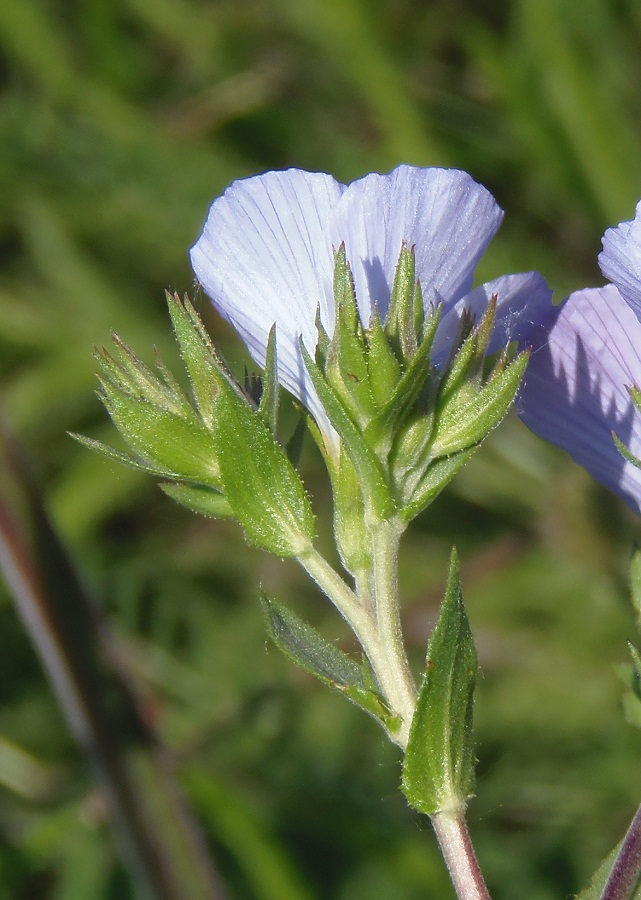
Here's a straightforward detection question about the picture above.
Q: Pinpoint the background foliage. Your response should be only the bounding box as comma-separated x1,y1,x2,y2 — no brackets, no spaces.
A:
1,0,641,897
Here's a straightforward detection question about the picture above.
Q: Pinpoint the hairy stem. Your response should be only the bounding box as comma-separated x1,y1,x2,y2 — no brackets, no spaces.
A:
368,515,417,747
432,811,492,900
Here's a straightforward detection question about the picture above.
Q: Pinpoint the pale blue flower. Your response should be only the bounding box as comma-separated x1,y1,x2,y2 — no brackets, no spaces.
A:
190,165,551,450
519,201,641,512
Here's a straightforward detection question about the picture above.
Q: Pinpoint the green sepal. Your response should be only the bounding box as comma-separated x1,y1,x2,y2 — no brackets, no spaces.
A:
333,243,359,333
69,432,181,478
398,448,475,523
213,384,315,557
159,483,233,519
430,351,529,458
401,550,477,816
325,246,377,428
96,338,190,417
99,386,221,484
368,305,440,448
166,292,229,430
385,243,421,362
300,341,394,519
437,305,486,400
366,313,402,409
331,452,371,574
614,429,641,470
261,593,399,730
285,408,308,468
258,325,280,433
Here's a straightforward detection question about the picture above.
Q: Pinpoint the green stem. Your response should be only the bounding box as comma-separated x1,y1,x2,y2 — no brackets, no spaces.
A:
368,515,417,747
297,546,380,651
300,519,488,899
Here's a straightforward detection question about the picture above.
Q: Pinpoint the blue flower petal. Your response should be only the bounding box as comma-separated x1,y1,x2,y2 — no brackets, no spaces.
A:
518,284,641,513
433,271,553,367
327,166,503,326
190,169,344,443
599,200,641,322
191,165,551,455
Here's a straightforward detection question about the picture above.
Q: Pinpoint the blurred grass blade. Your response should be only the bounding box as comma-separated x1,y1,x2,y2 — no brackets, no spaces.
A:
186,768,316,900
0,415,227,900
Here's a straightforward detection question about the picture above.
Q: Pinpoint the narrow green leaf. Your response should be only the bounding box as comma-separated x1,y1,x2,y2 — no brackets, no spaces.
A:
401,550,477,816
213,385,314,557
575,830,641,899
159,483,232,519
333,243,359,333
331,453,371,573
261,594,397,728
615,429,641,471
96,341,188,417
575,844,624,900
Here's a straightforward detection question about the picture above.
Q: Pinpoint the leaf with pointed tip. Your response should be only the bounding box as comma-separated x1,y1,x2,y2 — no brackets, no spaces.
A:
575,834,641,900
261,594,399,730
101,336,190,416
401,550,477,816
614,430,641,470
326,247,376,427
366,314,401,410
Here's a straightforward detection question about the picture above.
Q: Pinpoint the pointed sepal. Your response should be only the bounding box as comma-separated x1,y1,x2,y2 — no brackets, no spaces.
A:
301,341,394,519
258,325,280,433
213,383,315,557
166,292,230,430
159,483,232,519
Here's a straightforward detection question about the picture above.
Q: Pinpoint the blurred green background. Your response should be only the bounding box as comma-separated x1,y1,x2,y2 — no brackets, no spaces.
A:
1,0,641,897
